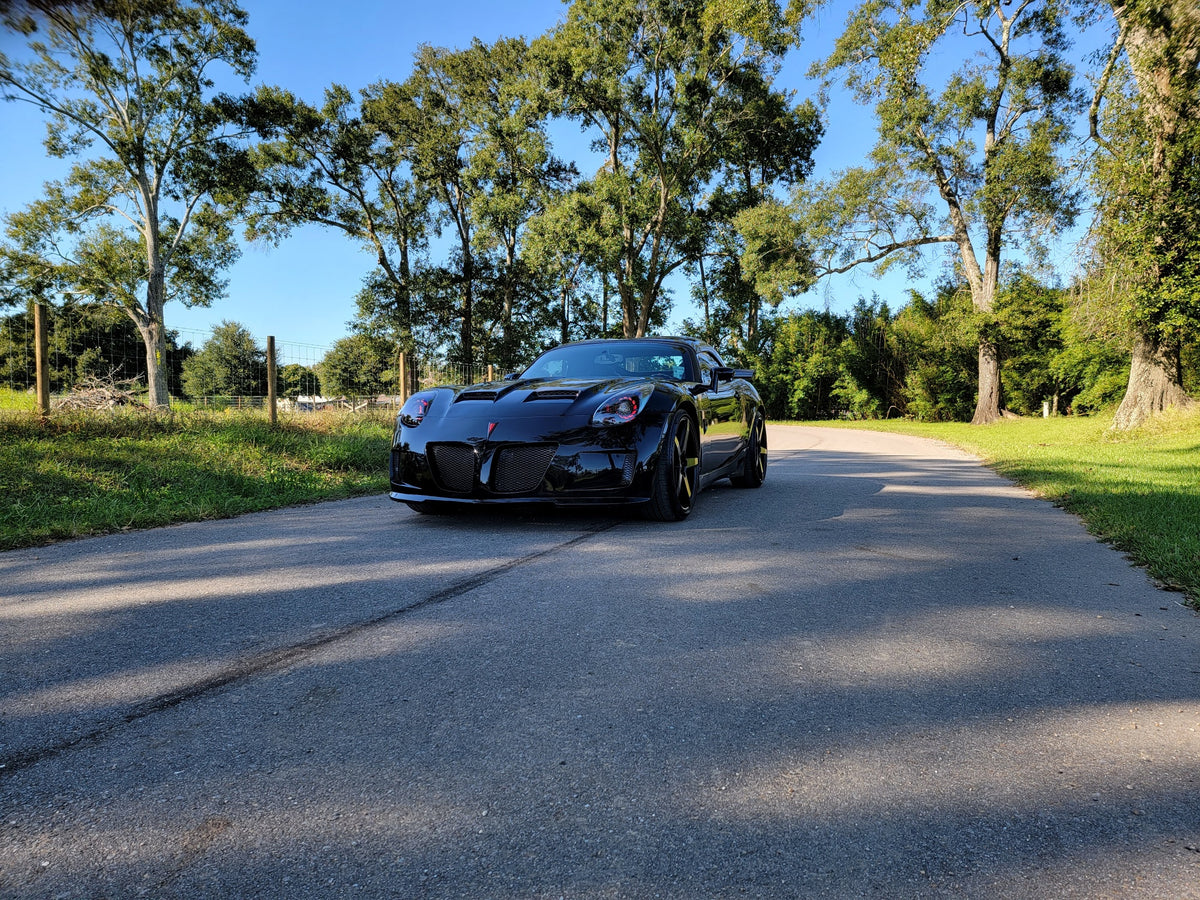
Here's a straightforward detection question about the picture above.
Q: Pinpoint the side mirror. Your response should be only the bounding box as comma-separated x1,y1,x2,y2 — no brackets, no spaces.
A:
716,366,754,383
504,372,521,381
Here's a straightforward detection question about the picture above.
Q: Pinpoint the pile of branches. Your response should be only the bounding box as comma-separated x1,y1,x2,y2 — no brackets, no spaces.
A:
51,375,144,411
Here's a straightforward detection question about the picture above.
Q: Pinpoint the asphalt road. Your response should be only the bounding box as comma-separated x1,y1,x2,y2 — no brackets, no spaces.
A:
2,425,1198,899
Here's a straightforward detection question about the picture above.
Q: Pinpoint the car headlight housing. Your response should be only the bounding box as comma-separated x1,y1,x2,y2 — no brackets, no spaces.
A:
592,383,653,426
398,391,436,428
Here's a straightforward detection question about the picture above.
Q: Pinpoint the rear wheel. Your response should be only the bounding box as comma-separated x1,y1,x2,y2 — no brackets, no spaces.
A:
730,413,767,488
645,412,699,521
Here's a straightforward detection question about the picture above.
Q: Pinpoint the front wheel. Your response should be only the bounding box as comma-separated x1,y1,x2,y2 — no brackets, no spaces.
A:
645,412,700,521
730,413,767,488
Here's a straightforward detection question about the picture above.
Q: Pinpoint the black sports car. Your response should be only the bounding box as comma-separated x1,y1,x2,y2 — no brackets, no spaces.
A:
388,337,767,520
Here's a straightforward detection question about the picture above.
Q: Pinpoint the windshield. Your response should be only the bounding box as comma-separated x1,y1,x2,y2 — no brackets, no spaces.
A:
521,342,695,382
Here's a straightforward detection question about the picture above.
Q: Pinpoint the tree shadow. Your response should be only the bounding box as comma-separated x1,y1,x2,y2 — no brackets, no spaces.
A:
2,432,1198,898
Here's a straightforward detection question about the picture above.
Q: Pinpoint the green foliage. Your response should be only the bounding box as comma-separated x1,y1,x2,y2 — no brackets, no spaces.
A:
0,0,257,406
180,320,269,398
891,286,978,421
756,309,851,419
992,271,1068,415
1088,5,1200,346
533,0,816,338
0,301,190,395
748,270,1187,423
735,199,815,306
316,333,395,397
243,35,572,369
742,0,1082,424
278,363,319,398
750,298,903,420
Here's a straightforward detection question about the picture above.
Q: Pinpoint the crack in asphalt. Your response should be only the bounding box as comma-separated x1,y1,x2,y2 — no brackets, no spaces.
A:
0,521,620,778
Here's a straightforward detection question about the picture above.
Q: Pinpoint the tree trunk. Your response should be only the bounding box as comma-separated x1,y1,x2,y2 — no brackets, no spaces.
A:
137,318,170,408
748,294,759,351
142,266,171,409
138,212,172,408
619,257,638,338
601,271,610,338
560,284,569,345
971,339,1003,425
460,235,474,363
1107,1,1200,431
1112,333,1191,430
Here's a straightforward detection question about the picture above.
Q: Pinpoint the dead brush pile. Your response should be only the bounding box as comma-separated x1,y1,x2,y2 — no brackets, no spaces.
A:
51,376,145,411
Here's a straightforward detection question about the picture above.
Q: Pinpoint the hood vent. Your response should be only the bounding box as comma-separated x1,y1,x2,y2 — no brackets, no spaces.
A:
527,389,580,401
456,390,499,402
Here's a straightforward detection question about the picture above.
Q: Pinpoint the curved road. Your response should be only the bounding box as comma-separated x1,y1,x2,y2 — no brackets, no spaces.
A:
1,425,1198,898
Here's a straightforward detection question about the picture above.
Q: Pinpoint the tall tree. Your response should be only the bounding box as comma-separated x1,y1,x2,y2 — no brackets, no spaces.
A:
700,65,821,351
317,332,393,397
247,37,567,369
1088,0,1200,429
534,0,810,339
384,38,569,366
180,318,267,398
242,83,432,358
0,0,257,407
743,0,1082,423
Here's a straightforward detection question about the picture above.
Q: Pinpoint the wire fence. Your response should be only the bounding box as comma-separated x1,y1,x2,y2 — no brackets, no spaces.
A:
0,312,499,410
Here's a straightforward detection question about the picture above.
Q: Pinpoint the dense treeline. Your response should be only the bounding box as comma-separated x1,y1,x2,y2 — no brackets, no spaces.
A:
1,0,1197,424
736,275,1150,422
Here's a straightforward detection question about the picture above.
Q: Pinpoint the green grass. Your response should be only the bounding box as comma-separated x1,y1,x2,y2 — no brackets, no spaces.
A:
807,410,1200,606
0,407,394,550
0,387,37,412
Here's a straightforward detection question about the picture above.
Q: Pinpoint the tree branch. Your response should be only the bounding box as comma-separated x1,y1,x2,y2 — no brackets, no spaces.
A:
1089,19,1128,155
818,233,957,276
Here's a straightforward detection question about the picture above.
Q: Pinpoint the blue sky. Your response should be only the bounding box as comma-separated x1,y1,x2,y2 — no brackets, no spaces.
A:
0,1,1092,357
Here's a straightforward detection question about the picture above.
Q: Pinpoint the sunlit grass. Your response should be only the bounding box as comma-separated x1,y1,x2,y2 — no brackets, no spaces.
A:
0,387,37,412
0,407,394,550
809,409,1200,606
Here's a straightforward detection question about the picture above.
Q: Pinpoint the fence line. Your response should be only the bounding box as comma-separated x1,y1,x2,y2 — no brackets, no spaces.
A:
0,315,500,404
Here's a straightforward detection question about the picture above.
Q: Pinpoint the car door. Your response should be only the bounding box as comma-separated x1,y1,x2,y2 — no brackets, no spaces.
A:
696,349,741,473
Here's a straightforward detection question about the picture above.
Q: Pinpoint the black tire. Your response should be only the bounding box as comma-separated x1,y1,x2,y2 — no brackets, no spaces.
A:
645,412,700,521
730,413,767,488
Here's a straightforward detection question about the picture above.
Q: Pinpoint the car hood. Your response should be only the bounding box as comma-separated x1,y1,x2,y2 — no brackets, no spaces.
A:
429,377,647,420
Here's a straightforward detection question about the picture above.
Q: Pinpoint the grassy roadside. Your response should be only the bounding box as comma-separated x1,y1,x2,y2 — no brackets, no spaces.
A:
805,410,1200,607
0,407,393,550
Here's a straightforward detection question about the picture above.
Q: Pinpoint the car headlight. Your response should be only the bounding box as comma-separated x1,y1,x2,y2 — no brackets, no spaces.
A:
399,391,436,428
592,383,654,426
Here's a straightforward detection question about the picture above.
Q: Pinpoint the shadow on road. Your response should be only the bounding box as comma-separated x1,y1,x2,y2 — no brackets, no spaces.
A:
1,426,1197,898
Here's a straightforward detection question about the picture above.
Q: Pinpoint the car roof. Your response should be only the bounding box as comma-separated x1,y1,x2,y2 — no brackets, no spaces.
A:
557,336,714,355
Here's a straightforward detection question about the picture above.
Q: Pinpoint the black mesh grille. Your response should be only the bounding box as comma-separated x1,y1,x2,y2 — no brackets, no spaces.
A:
622,452,636,484
427,443,476,493
492,445,557,494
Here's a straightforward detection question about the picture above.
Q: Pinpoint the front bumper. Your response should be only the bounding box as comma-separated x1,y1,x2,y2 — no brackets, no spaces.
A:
388,416,666,507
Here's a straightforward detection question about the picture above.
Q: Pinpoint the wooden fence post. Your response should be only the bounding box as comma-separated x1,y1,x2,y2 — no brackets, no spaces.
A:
267,335,277,425
33,301,50,416
399,351,410,403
